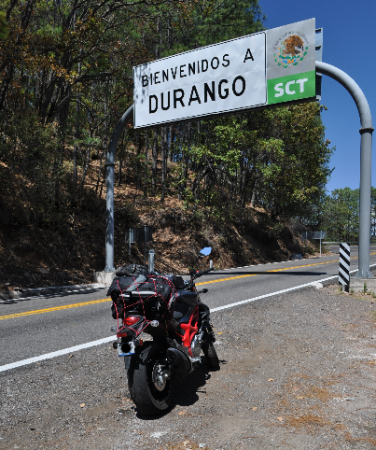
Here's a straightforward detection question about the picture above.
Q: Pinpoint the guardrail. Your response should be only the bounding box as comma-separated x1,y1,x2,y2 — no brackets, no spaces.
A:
322,242,376,246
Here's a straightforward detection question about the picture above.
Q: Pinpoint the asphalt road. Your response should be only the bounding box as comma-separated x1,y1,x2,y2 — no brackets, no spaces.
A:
1,245,376,368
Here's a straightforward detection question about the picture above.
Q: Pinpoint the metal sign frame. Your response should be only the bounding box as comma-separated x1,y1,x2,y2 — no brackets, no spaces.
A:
104,19,373,280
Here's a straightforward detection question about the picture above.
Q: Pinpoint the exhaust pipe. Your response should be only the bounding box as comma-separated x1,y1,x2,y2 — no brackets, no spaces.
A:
166,348,191,374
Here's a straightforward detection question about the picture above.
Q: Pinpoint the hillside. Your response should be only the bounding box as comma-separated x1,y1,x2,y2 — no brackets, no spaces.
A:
0,156,316,296
0,0,332,297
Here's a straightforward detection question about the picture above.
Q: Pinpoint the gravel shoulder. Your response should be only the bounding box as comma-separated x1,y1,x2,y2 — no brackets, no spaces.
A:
1,285,376,450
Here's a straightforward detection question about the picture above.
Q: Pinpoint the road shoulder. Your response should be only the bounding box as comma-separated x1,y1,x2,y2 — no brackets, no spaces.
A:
1,285,376,449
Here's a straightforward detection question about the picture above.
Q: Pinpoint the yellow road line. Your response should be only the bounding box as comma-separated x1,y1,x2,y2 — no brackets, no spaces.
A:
1,251,376,321
196,274,257,285
267,260,338,272
0,298,110,321
198,251,376,281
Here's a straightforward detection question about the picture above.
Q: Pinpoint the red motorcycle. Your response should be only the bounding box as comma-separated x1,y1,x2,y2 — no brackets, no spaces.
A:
108,247,218,416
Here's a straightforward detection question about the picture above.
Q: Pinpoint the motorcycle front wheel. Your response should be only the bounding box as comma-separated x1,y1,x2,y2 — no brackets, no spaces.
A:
128,343,175,416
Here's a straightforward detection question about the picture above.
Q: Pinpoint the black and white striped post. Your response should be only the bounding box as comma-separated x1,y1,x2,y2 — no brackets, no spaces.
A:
339,243,351,292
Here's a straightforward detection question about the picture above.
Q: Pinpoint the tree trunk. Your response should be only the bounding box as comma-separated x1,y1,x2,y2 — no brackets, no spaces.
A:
161,126,168,202
143,130,148,197
73,97,80,186
136,129,141,192
168,125,173,161
192,166,210,211
80,144,91,188
73,59,82,187
251,180,258,208
99,82,110,197
181,122,191,198
151,128,158,197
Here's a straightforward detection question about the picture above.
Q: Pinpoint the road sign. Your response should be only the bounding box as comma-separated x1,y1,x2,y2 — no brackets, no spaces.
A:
266,19,316,105
302,230,327,257
133,18,316,128
301,231,327,240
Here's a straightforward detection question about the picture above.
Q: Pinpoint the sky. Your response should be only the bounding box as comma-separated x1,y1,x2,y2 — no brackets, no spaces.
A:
261,0,376,193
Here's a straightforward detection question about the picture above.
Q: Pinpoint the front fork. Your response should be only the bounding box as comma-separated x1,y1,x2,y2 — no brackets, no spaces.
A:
197,302,216,344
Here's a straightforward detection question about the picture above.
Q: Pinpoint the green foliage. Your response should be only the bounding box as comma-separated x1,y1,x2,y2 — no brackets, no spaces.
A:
321,186,376,242
0,10,8,40
322,188,359,241
0,0,334,239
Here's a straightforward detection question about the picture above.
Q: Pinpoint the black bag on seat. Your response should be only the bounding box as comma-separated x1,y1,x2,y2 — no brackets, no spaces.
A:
107,274,147,297
115,264,148,277
108,274,173,320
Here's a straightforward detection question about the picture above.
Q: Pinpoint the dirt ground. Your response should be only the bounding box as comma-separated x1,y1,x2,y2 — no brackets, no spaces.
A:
1,284,376,450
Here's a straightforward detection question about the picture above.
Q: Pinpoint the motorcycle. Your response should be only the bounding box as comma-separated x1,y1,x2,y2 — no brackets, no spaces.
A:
107,247,219,416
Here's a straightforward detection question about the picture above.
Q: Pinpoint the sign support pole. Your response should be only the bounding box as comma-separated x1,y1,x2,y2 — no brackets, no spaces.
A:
104,104,134,272
103,61,373,278
316,61,373,278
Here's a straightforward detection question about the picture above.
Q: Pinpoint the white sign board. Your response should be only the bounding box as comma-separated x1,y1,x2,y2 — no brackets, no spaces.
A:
133,19,316,128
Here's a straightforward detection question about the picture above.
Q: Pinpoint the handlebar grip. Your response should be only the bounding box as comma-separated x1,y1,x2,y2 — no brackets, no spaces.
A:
201,268,213,275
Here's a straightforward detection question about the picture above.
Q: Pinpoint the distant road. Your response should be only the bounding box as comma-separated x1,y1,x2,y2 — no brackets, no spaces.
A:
1,245,376,368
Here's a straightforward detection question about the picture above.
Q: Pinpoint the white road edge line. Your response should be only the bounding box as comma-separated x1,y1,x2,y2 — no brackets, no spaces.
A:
1,264,375,374
0,337,115,373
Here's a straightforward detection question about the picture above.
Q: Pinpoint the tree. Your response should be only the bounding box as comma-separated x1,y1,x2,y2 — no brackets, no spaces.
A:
322,188,359,242
0,0,335,238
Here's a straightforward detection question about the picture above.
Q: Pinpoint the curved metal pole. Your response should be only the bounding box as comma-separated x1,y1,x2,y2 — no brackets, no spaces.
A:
316,61,374,278
105,104,134,271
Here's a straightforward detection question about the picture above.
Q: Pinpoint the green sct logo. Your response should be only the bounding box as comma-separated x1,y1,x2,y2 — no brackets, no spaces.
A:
274,78,308,97
267,71,315,105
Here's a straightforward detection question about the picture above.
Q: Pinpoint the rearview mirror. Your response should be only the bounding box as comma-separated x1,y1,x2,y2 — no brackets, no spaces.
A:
198,247,212,257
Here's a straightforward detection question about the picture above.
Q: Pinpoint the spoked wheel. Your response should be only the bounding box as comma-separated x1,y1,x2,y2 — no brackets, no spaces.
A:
202,341,220,369
128,343,175,416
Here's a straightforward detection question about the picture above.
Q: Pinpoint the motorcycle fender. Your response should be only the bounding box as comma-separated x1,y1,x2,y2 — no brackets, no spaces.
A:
133,341,155,365
124,354,134,370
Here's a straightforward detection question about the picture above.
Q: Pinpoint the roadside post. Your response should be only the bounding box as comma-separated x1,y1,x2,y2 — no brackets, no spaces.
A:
125,228,137,261
339,243,351,292
148,249,155,274
314,231,327,257
143,226,153,265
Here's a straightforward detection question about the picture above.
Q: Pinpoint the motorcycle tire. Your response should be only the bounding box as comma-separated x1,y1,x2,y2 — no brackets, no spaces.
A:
202,341,220,369
128,343,175,416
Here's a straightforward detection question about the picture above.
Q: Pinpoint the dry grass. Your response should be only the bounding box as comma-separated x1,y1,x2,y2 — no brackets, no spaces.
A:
284,413,333,429
304,386,336,402
345,432,376,447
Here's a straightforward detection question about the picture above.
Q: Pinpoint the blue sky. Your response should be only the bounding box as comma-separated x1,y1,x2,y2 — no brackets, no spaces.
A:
261,0,376,193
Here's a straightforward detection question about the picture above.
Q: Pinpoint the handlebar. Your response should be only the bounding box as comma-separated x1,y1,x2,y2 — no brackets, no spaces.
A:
191,267,213,279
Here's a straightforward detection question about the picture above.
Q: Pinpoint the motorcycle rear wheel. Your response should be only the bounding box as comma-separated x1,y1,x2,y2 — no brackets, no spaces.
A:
128,343,175,416
202,342,220,369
